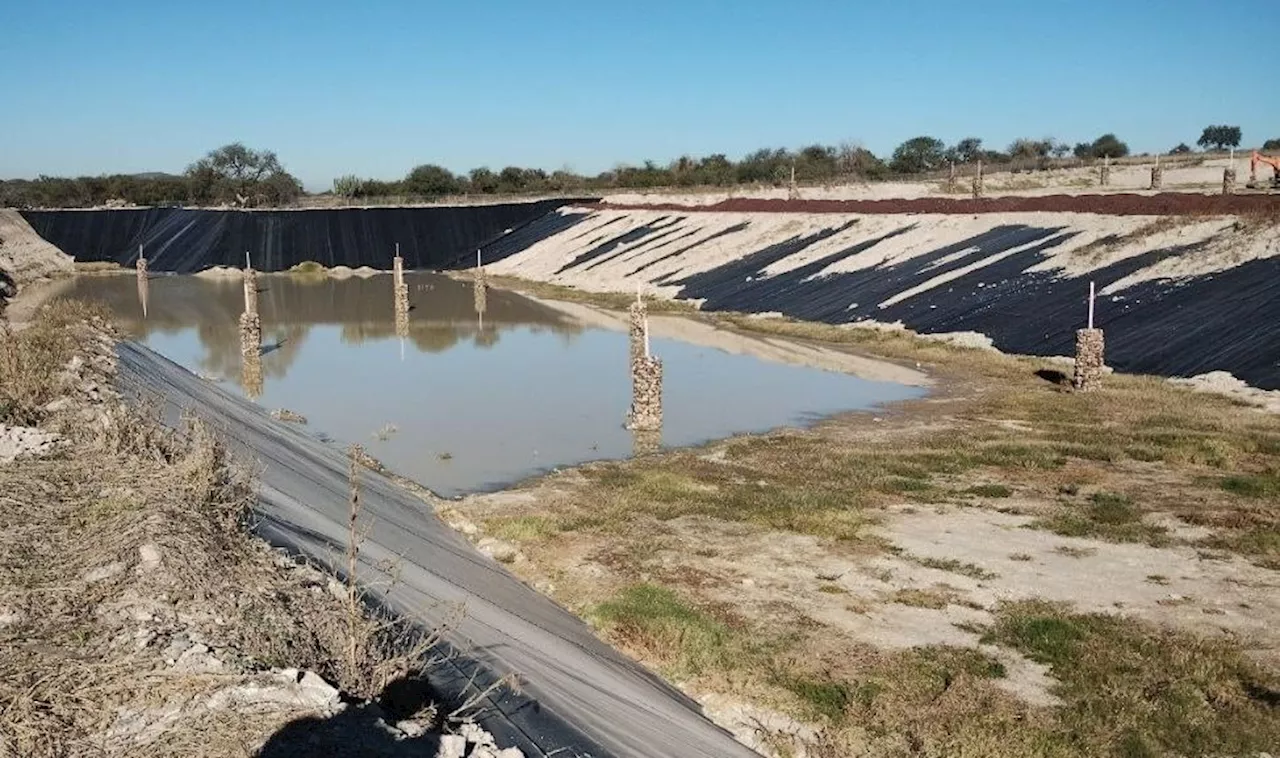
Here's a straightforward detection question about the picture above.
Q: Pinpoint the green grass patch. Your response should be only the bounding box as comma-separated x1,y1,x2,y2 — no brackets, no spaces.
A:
1219,473,1280,499
590,584,730,678
484,515,558,542
1034,491,1169,546
914,556,997,580
775,674,853,722
986,601,1280,757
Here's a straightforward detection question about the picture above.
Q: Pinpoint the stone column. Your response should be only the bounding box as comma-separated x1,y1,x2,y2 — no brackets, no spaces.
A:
971,161,984,199
627,355,663,431
472,277,488,318
1223,167,1236,195
1072,328,1105,392
1099,156,1111,187
1150,165,1162,190
135,256,148,283
392,255,410,337
632,429,661,456
239,265,263,398
946,161,957,194
628,300,647,375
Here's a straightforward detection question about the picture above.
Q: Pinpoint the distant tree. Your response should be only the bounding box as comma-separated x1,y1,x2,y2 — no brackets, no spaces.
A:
1050,141,1072,159
1073,134,1129,160
697,154,736,185
403,164,461,197
794,144,839,181
836,143,887,179
1196,125,1242,151
736,148,791,183
258,172,303,206
1262,138,1280,151
467,167,499,194
1008,138,1052,161
332,175,363,199
947,137,984,164
890,136,947,174
185,143,299,206
1169,143,1193,154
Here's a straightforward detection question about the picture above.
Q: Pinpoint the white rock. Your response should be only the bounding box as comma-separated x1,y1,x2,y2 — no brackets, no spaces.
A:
173,643,223,673
396,719,429,738
458,721,496,747
495,749,524,758
436,734,467,758
477,537,519,564
297,671,341,709
137,544,162,573
0,606,20,627
82,561,125,583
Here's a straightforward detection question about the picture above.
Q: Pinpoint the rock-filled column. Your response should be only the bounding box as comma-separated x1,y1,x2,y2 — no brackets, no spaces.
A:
972,161,984,199
627,355,663,432
135,255,149,318
631,429,661,456
239,267,262,399
392,254,409,338
626,299,663,432
628,299,646,375
1099,156,1111,187
1223,167,1237,195
1072,328,1105,392
1150,164,1162,190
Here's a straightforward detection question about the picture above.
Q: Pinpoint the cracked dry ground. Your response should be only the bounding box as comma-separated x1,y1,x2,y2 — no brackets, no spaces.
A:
447,346,1280,758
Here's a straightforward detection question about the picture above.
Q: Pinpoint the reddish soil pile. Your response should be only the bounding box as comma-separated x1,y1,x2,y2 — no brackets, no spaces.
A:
592,193,1280,217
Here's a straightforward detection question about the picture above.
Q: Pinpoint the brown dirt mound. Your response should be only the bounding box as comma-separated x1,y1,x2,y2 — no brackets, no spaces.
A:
592,192,1280,216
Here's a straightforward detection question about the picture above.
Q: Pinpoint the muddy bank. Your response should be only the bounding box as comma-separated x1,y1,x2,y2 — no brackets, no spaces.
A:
484,208,1280,388
20,200,584,274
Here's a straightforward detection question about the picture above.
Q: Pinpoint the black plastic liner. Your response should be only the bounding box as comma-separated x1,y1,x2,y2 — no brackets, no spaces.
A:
21,201,590,273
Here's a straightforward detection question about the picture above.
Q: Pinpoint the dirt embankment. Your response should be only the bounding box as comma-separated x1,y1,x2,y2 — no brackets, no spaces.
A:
0,302,516,758
0,210,73,300
593,192,1280,216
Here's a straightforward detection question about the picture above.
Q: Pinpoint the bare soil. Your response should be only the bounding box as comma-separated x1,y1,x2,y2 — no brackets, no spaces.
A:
593,191,1280,216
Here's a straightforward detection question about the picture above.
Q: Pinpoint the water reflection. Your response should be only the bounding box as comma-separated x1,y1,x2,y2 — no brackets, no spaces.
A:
64,272,923,497
63,273,583,386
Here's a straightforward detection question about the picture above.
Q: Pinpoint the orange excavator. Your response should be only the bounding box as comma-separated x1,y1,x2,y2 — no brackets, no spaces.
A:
1249,150,1280,189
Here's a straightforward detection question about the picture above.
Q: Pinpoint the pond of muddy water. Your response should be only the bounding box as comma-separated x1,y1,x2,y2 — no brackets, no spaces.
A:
57,273,924,496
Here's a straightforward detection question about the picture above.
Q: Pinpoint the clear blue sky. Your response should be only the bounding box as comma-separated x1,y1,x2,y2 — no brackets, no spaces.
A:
4,0,1277,190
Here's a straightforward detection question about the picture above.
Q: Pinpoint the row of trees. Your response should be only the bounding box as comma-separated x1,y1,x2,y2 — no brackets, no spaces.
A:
5,129,1279,208
0,144,302,209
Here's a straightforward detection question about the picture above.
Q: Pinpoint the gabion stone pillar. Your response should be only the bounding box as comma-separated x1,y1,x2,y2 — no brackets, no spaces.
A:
627,356,663,431
242,268,258,317
632,429,660,456
971,162,984,199
1150,165,1163,190
1099,159,1111,187
472,278,487,317
628,301,647,373
1223,167,1237,195
135,256,148,283
1073,328,1105,392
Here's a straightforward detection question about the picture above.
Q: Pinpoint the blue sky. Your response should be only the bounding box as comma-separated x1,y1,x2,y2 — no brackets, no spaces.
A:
4,0,1277,190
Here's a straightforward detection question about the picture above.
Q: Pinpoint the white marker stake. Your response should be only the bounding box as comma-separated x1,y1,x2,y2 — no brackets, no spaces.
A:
643,316,651,358
245,251,251,271
1088,281,1096,330
477,249,482,268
